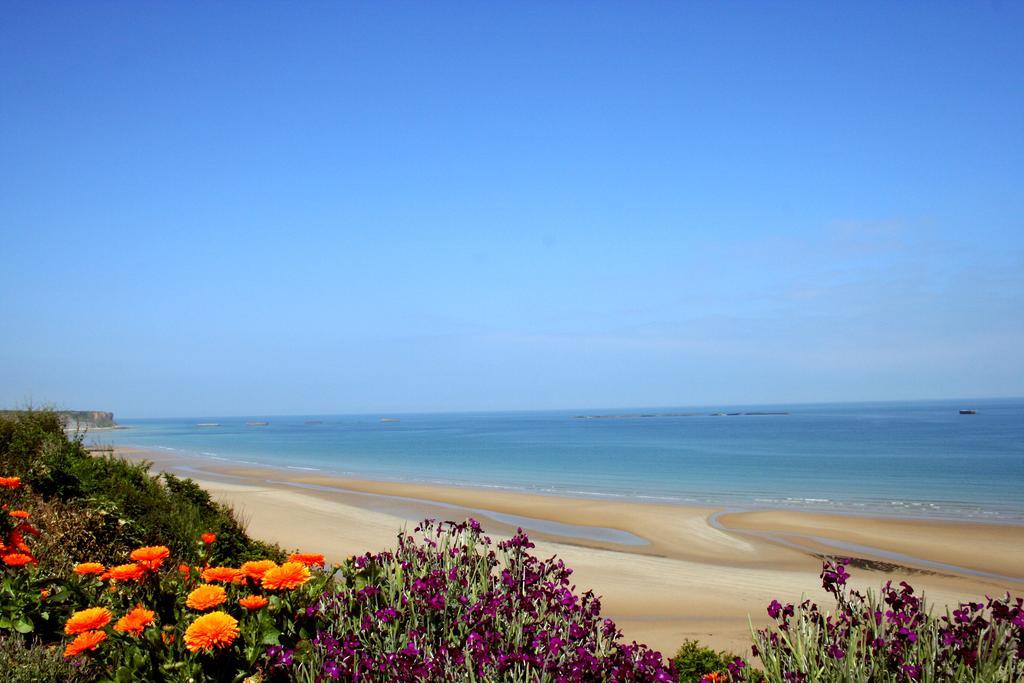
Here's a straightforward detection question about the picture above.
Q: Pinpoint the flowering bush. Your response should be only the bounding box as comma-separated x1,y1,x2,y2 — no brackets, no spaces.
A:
0,474,67,639
1,409,283,573
58,536,335,681
751,559,1024,682
288,519,674,682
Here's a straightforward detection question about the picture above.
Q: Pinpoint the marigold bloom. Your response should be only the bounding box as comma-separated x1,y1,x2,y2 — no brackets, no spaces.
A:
184,611,239,652
2,553,34,567
107,563,146,582
179,563,191,575
8,529,30,552
63,630,107,657
40,588,49,600
186,584,228,611
8,510,29,519
114,606,156,637
201,566,241,583
130,545,170,570
238,595,269,610
201,532,216,544
261,561,310,590
0,476,20,489
74,562,106,576
64,607,113,635
239,559,277,581
288,552,325,567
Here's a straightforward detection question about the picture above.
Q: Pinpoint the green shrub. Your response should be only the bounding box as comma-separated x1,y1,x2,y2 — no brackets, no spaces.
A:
672,639,734,682
0,408,283,569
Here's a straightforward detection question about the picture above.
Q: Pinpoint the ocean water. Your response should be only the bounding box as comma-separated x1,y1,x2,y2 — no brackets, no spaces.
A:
85,398,1024,523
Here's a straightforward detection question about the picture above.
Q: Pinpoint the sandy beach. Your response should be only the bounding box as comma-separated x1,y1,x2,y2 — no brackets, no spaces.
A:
112,446,1024,656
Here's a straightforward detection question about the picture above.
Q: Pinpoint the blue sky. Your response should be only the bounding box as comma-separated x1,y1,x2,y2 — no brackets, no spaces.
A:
1,2,1022,417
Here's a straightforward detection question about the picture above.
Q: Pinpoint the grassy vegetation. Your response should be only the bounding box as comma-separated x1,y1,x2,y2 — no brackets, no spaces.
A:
0,408,283,571
0,635,97,682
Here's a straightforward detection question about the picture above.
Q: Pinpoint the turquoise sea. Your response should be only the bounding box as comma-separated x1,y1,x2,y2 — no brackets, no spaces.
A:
86,398,1024,523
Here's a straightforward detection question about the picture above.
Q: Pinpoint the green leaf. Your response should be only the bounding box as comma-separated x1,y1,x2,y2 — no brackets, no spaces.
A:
261,628,282,645
14,616,34,633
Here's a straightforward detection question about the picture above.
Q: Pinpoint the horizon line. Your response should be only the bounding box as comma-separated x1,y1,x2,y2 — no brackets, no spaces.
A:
97,394,1023,421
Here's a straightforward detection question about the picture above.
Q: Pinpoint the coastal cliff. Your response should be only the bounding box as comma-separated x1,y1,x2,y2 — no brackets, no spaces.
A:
59,410,116,428
0,409,118,430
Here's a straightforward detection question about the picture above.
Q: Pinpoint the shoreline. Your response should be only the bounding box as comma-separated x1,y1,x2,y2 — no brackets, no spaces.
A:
109,446,1024,655
94,443,1024,528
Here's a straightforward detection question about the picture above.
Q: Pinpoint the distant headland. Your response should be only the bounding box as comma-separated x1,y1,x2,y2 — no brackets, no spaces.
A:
0,409,118,429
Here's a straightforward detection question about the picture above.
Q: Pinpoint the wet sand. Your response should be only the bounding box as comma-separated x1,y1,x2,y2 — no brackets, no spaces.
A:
112,447,1024,656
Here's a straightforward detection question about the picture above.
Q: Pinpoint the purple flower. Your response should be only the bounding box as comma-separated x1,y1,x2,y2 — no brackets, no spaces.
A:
301,518,675,680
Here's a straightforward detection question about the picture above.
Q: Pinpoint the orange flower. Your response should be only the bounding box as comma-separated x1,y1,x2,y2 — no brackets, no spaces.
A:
201,566,241,583
239,559,277,581
201,532,216,545
114,606,156,637
8,529,30,552
184,611,239,652
2,553,34,566
179,563,191,575
40,588,50,600
186,584,228,611
238,595,269,610
16,522,40,537
0,476,21,489
8,510,29,519
130,545,170,570
288,552,325,567
63,630,107,657
64,607,113,635
107,563,146,582
74,562,106,576
261,561,310,590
